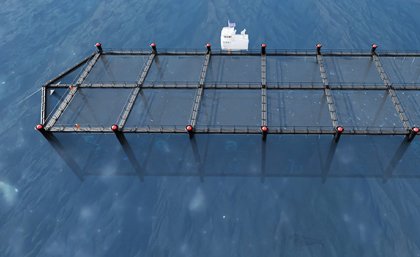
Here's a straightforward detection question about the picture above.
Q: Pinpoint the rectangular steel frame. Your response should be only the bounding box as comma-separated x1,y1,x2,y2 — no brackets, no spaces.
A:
40,48,420,136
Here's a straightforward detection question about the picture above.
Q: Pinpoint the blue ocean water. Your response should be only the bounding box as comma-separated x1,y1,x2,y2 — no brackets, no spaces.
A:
2,0,420,256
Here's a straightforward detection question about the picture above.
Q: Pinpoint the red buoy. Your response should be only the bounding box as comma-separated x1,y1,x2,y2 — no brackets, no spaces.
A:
261,126,268,133
206,43,211,53
111,124,119,132
261,125,268,140
186,125,193,132
334,126,344,142
35,124,44,131
407,127,419,142
186,125,194,138
150,43,157,53
316,43,322,54
261,43,267,55
35,124,48,136
95,42,103,53
371,43,378,53
336,126,344,133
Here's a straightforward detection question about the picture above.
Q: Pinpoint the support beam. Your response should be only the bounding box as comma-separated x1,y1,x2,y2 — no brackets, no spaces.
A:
261,53,267,87
117,87,141,128
324,88,339,128
48,83,200,89
317,52,339,128
50,83,404,90
261,88,267,127
137,53,156,85
89,49,420,58
199,53,211,87
372,54,411,130
48,125,408,135
103,51,150,55
190,87,204,128
189,52,211,129
388,88,411,130
117,53,156,128
45,53,101,129
261,52,268,139
40,86,47,124
76,83,137,88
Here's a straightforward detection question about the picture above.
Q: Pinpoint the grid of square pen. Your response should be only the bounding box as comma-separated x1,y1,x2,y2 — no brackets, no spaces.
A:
44,52,420,132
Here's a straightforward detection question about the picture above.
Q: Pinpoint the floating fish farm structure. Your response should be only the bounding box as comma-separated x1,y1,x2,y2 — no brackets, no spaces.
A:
36,43,420,143
35,43,420,180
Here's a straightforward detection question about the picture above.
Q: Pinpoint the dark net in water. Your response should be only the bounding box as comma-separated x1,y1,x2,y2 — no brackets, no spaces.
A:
381,57,420,86
267,89,332,129
266,56,323,86
84,55,149,83
205,56,261,84
332,90,403,131
196,89,261,128
397,90,420,126
55,88,132,127
145,55,204,84
125,89,196,127
323,56,383,85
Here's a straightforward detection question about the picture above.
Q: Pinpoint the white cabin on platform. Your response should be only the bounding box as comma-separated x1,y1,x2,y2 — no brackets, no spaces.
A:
220,21,249,51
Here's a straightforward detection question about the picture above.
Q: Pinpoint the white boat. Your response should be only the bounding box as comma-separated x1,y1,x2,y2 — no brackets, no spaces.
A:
220,21,249,51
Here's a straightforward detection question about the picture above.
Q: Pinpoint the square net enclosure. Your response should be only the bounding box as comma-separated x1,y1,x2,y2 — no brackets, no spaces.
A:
323,56,383,85
84,55,149,83
266,56,323,87
38,48,420,138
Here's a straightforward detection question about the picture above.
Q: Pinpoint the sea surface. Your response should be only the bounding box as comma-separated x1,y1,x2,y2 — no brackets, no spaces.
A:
2,0,420,256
